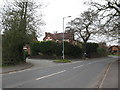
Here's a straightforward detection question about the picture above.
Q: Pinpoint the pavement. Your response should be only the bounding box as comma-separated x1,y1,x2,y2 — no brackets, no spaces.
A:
0,58,58,74
98,60,119,88
1,57,119,88
1,62,33,74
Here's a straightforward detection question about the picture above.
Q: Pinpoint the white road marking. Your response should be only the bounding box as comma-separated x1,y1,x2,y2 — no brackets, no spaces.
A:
36,70,66,80
8,72,17,74
73,65,84,69
99,63,111,88
87,63,92,65
5,61,83,75
17,71,23,73
19,69,31,72
72,61,83,64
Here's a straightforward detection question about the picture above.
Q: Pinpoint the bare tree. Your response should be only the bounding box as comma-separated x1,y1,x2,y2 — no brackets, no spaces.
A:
88,0,120,42
66,10,99,56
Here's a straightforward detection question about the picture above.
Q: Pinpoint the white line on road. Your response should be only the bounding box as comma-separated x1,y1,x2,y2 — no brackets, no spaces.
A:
4,61,83,75
73,65,84,69
8,72,17,74
71,61,83,63
36,70,66,80
99,63,111,88
87,63,92,65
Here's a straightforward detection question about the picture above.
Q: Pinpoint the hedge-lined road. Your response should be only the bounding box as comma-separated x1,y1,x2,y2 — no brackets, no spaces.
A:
2,57,117,88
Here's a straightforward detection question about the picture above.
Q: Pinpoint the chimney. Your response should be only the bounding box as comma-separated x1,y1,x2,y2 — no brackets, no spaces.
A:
45,32,48,35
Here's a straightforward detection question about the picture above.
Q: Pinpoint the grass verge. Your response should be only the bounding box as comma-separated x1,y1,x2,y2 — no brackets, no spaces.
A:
53,59,71,63
0,64,15,68
109,54,120,56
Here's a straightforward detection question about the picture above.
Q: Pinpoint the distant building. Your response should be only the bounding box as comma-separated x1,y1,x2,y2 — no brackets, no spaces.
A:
108,45,120,55
23,36,38,55
43,32,77,44
23,44,31,55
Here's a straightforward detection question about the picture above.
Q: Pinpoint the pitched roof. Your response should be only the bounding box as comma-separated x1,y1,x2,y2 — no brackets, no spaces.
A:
110,45,120,49
44,32,74,40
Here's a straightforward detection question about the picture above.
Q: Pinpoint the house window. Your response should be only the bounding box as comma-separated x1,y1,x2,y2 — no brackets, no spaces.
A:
46,37,52,41
48,37,50,39
64,39,69,42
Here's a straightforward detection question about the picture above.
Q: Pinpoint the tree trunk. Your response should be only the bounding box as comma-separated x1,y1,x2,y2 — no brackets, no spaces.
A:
83,41,87,59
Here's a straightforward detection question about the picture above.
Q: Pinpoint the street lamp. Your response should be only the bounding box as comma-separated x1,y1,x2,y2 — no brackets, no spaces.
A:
62,16,71,59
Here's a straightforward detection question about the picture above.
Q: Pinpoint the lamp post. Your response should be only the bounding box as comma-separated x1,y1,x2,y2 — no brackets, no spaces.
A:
62,16,71,59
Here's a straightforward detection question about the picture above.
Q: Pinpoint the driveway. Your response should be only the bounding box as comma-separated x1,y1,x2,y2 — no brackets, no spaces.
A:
26,58,59,69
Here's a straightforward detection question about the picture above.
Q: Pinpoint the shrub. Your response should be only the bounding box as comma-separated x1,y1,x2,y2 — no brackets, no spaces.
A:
85,43,99,57
30,41,82,58
31,41,62,56
30,41,41,55
86,43,99,53
53,59,71,63
97,47,107,57
64,42,82,57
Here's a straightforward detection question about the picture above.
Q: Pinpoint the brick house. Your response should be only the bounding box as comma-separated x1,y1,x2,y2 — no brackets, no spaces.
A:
108,45,120,55
43,32,76,44
23,36,38,56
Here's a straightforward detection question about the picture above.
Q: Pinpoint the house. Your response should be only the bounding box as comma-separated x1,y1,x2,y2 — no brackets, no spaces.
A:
108,45,120,55
23,36,38,56
23,44,31,55
43,32,76,44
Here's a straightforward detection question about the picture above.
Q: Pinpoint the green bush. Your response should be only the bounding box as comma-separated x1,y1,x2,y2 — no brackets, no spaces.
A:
30,41,82,58
30,41,41,55
53,59,71,63
64,42,82,57
97,47,107,57
31,41,62,56
86,43,99,53
85,43,99,57
2,33,25,65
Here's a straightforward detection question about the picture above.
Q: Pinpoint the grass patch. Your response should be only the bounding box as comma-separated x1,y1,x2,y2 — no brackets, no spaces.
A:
0,64,15,68
109,54,120,56
53,59,71,63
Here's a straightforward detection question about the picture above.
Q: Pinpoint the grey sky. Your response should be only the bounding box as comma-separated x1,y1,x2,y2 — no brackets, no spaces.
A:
0,0,118,45
42,0,89,32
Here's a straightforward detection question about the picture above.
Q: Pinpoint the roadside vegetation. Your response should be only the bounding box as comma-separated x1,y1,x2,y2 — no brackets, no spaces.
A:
109,54,120,56
30,41,107,59
53,59,71,63
1,0,119,66
2,0,44,66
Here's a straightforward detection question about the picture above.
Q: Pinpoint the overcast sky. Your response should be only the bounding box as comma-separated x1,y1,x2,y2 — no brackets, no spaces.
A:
0,0,118,45
0,0,89,36
39,0,118,46
41,0,89,32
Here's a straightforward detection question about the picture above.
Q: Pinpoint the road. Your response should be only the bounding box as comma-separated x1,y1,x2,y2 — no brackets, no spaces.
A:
2,57,118,88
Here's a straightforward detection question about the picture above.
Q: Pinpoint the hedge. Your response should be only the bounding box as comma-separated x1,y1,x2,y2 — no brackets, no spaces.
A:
30,41,107,58
30,41,82,58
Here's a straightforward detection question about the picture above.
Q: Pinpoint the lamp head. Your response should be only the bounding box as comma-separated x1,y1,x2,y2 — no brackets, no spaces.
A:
68,16,71,17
